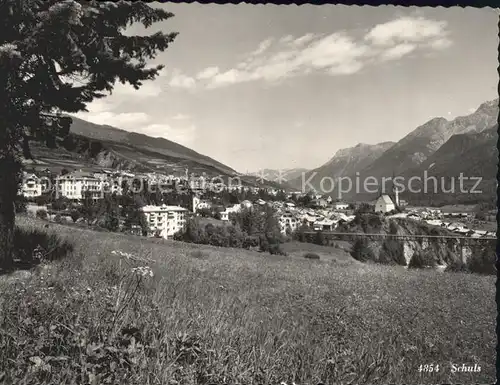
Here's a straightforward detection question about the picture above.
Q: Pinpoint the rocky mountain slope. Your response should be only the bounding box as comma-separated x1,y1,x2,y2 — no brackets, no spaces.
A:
339,215,493,267
287,142,395,191
287,99,498,204
69,116,237,176
399,125,498,206
360,99,498,180
405,125,498,180
248,168,308,185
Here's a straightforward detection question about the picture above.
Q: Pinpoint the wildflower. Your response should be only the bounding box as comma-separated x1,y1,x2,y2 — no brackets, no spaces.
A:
111,250,134,259
131,266,154,278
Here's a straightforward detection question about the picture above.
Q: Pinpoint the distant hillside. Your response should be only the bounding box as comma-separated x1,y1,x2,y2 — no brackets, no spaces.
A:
283,99,498,205
26,118,285,190
248,168,308,185
287,142,395,191
399,125,498,206
69,116,237,176
406,125,498,180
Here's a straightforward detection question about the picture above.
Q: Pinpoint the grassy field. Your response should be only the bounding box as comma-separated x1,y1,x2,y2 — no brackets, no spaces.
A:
0,216,495,384
281,241,354,263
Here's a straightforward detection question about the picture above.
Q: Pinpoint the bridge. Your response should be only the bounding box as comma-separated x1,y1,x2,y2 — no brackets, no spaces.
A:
302,231,496,243
301,231,496,264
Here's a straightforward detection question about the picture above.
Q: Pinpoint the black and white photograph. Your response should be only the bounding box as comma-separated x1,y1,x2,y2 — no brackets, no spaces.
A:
0,2,497,384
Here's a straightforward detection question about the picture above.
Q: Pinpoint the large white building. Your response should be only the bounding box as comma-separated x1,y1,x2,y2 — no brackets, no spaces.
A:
141,204,188,239
56,171,103,200
279,211,299,234
333,202,349,210
21,173,43,198
219,202,252,221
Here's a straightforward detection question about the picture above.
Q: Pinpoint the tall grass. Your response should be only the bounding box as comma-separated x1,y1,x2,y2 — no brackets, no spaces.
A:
0,217,494,384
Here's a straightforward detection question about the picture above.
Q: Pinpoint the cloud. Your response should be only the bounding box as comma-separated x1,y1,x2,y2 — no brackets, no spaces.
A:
296,33,370,70
427,37,452,50
171,113,190,120
73,101,196,145
251,38,273,56
291,33,317,47
279,35,294,44
174,16,452,90
196,67,219,79
196,66,220,80
205,32,370,87
169,70,196,89
379,43,416,61
73,109,150,130
111,81,163,98
365,16,449,46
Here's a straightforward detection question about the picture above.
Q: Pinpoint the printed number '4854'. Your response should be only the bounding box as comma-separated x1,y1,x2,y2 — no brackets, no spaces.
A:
418,364,439,373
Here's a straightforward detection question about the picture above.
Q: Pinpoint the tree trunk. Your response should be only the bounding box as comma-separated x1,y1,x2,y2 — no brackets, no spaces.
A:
0,155,21,272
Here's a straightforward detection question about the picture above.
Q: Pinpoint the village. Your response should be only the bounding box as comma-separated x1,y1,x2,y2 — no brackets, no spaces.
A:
19,168,496,241
1,3,497,384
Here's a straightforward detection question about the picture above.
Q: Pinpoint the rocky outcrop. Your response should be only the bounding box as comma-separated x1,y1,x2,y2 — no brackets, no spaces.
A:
340,214,486,267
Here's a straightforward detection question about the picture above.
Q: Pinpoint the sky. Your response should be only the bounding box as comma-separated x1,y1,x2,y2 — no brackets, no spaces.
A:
73,5,499,173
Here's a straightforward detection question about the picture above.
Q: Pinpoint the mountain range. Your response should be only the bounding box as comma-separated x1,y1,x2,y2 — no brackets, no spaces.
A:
28,116,284,190
286,99,498,204
246,168,308,184
28,98,498,204
68,117,237,176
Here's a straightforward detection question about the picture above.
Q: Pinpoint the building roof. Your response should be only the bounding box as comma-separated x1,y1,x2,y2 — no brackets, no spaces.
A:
141,205,187,212
57,171,98,180
377,194,394,205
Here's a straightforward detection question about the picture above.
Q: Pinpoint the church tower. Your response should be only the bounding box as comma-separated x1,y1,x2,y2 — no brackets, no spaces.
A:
391,169,400,207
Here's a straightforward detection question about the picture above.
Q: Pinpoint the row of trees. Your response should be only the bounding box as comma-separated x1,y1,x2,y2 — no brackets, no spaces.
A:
35,191,149,235
174,206,287,255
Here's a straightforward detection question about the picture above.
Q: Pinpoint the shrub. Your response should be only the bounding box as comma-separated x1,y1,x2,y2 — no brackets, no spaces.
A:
380,239,406,266
314,231,326,246
445,242,496,276
389,220,399,235
13,226,74,265
268,243,287,256
190,250,208,259
54,214,63,223
70,210,81,223
354,203,373,215
293,224,310,243
353,213,382,233
15,195,27,213
243,236,259,249
227,225,245,248
351,239,375,262
408,250,437,269
51,197,70,211
467,246,496,275
445,261,470,273
429,227,441,236
34,193,52,206
304,252,320,260
35,208,48,220
259,236,270,253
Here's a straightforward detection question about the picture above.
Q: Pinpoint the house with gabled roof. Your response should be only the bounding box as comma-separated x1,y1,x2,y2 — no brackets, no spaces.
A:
374,194,395,213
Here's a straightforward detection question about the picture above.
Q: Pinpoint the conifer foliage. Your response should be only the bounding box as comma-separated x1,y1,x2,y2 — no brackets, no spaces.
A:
0,0,177,269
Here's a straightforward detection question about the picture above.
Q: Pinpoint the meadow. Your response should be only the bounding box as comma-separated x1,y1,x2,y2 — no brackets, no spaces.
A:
0,216,495,384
